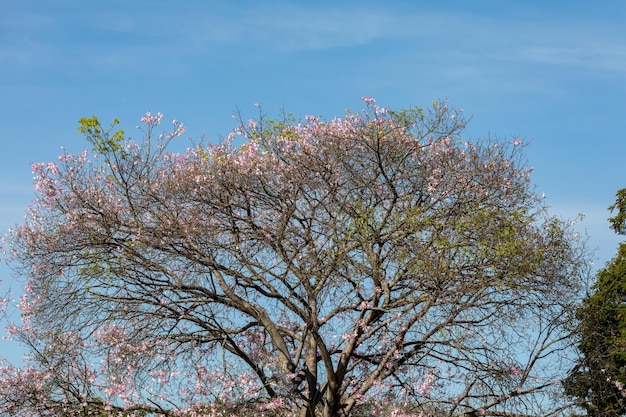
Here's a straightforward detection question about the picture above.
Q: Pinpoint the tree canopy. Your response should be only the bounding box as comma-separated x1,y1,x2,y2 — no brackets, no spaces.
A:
564,188,626,417
1,99,589,417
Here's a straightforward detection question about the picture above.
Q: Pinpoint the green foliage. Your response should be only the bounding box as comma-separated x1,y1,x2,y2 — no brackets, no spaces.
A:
564,189,626,417
78,116,125,155
610,188,626,236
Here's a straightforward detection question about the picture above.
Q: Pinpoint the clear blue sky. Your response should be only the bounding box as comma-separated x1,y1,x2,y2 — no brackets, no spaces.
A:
1,0,625,363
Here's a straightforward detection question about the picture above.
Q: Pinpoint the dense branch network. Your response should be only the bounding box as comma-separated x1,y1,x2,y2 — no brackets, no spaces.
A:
1,100,589,417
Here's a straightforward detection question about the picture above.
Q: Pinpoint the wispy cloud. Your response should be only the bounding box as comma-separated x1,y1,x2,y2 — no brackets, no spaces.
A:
517,43,626,72
3,3,625,78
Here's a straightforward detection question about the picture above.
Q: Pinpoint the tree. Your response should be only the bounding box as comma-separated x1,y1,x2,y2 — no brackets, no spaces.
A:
609,189,626,236
1,99,589,417
564,188,626,417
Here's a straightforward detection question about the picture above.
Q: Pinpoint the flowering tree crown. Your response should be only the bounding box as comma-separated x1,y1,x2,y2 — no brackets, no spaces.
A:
1,99,589,417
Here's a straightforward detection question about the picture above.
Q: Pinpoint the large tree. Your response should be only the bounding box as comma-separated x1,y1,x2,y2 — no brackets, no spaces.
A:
1,99,589,417
564,188,626,417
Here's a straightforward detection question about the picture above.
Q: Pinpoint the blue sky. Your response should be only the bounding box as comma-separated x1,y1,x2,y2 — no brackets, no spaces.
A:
1,0,625,363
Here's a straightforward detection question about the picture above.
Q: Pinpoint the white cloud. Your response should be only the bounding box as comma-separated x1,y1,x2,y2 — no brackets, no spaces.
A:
515,42,626,72
3,2,625,93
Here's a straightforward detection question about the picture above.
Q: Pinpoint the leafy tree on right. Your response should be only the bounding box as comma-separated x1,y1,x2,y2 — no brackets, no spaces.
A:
565,188,626,417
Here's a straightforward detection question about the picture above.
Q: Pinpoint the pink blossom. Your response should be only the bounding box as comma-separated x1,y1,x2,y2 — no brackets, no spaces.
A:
141,111,163,125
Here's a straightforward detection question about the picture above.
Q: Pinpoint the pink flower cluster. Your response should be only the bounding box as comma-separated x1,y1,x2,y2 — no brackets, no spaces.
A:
140,111,163,126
